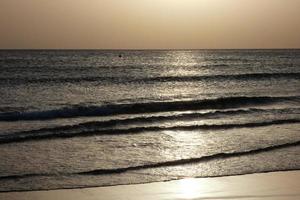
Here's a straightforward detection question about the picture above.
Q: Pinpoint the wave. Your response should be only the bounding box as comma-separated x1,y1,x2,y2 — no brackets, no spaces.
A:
1,140,299,181
3,107,298,136
138,72,300,83
1,119,299,144
79,140,300,175
0,96,299,121
0,72,299,84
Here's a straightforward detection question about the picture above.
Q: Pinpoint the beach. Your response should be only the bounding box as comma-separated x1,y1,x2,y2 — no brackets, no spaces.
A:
1,0,299,199
1,171,299,200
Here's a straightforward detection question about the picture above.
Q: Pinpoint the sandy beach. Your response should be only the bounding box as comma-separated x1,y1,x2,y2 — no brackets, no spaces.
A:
1,170,299,200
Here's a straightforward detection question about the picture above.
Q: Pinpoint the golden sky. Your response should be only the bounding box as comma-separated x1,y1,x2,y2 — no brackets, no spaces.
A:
0,0,300,49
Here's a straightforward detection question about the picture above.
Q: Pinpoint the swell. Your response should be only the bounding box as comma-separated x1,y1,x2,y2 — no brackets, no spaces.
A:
138,72,300,83
0,119,299,144
0,140,299,181
2,107,298,138
0,96,299,121
0,72,299,84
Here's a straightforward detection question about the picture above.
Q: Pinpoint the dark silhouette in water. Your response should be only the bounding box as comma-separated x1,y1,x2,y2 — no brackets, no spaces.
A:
119,54,122,58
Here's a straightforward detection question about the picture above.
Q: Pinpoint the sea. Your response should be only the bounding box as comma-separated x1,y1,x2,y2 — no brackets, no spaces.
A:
0,49,299,192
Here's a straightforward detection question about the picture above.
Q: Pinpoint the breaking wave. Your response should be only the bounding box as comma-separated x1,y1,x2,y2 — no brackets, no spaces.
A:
1,118,299,144
0,96,299,121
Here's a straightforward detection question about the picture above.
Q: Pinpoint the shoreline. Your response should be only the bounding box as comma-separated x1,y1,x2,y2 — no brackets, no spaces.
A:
1,170,299,200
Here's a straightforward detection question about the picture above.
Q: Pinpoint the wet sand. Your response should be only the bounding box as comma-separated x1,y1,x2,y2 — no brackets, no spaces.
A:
1,171,299,200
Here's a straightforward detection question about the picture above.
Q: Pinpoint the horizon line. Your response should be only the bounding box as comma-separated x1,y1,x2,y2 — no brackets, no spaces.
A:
0,48,300,51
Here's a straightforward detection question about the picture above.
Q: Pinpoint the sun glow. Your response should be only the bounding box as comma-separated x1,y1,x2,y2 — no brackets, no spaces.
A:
1,0,299,49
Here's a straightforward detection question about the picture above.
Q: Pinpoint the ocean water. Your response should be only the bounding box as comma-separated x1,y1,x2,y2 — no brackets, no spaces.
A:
0,49,299,192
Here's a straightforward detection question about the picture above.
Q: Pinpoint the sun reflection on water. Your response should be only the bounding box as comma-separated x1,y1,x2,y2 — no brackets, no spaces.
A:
178,178,203,199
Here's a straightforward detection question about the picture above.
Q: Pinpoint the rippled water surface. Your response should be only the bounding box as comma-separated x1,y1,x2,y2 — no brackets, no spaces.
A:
0,49,299,192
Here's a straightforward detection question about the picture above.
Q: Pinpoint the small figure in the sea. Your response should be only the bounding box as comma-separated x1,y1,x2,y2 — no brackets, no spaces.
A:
118,54,122,58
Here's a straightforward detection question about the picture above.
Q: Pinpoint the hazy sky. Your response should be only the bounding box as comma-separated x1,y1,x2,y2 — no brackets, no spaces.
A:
1,0,300,49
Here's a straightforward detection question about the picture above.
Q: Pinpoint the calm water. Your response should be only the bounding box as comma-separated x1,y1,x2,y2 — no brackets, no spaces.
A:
0,49,299,192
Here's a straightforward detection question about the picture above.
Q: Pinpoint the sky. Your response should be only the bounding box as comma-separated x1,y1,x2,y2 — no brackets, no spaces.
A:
0,0,300,49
